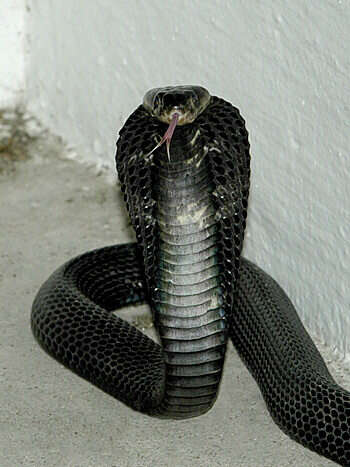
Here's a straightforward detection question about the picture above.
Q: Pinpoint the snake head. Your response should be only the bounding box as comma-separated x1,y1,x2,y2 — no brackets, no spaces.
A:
143,85,211,125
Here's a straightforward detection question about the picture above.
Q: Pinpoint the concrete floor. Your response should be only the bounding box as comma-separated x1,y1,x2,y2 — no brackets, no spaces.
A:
1,134,349,467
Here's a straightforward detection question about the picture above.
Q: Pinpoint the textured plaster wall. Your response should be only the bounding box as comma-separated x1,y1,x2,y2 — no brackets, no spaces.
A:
0,0,27,107
26,1,349,361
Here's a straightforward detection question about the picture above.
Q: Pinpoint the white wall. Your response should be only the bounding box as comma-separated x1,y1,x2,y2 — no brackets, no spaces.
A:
0,0,27,108
26,0,350,361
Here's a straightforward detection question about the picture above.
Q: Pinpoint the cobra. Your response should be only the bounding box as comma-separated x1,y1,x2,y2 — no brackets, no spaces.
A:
31,85,350,466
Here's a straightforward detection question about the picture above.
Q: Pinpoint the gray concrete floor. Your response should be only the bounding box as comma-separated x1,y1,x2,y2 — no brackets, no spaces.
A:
1,134,349,467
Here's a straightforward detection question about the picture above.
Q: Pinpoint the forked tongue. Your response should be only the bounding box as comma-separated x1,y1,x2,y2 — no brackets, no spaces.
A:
147,112,179,161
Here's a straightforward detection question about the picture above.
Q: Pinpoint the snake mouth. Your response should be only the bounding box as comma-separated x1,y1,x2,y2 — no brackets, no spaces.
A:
163,109,186,125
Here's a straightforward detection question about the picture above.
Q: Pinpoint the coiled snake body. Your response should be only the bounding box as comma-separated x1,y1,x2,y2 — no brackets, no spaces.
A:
31,86,350,465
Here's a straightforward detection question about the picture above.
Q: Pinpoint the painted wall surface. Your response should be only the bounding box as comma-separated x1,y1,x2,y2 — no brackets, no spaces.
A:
26,1,349,361
0,0,26,107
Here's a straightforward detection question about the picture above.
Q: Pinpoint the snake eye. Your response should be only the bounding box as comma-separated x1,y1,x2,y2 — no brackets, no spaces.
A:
153,94,161,110
192,93,199,104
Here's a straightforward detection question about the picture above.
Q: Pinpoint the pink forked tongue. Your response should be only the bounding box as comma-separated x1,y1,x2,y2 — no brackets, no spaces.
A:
147,112,179,161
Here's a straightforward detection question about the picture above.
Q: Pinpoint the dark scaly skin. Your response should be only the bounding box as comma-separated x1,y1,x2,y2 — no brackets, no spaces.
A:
31,87,350,465
115,89,249,417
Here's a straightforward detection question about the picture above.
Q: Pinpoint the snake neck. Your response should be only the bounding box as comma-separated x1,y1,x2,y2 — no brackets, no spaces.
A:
154,124,201,163
150,130,227,418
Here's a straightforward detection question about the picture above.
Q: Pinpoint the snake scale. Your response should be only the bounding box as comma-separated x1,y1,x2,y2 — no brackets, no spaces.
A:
31,86,350,466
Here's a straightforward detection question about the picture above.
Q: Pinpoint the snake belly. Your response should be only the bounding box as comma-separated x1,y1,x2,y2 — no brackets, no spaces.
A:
31,86,350,466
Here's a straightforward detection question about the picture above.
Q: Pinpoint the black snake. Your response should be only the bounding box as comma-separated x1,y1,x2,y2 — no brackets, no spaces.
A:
31,85,350,466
